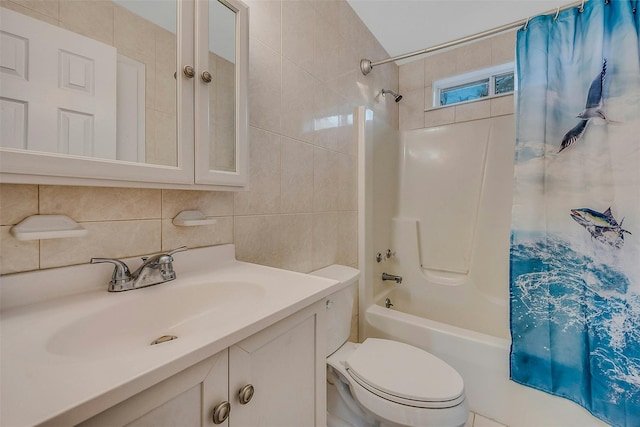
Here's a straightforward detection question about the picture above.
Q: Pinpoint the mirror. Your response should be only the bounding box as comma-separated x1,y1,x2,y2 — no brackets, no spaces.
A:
208,0,236,173
0,0,238,174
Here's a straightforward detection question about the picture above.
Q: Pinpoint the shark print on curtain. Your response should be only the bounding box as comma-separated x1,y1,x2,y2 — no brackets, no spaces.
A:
510,1,640,426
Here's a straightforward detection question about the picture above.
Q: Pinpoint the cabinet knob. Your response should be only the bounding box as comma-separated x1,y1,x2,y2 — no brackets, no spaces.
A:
238,384,254,405
201,70,213,83
183,65,195,78
212,400,231,424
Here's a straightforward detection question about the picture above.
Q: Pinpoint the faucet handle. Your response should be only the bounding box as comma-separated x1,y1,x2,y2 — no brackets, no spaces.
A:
154,246,188,266
90,258,132,284
167,246,188,256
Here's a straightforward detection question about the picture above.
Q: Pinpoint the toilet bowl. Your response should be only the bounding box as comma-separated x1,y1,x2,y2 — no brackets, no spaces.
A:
311,265,469,427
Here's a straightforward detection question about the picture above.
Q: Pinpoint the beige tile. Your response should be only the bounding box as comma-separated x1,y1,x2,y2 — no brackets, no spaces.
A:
282,0,315,73
456,99,491,122
491,31,516,65
145,109,158,164
145,58,158,114
337,211,357,266
59,0,114,46
424,50,456,86
234,215,282,268
281,59,316,143
337,0,367,45
312,211,338,270
161,190,234,219
39,186,161,221
280,213,313,272
40,220,161,268
316,0,340,26
154,109,178,166
313,148,340,212
425,106,455,128
0,226,39,274
473,413,507,427
491,95,514,117
399,59,425,93
161,216,233,251
244,0,281,53
336,101,356,156
399,87,425,131
348,313,358,343
2,0,58,23
234,128,281,215
249,38,281,133
337,154,356,211
464,412,475,427
281,137,314,213
0,184,38,225
314,14,344,84
155,26,177,116
456,39,492,74
113,3,156,65
313,82,344,152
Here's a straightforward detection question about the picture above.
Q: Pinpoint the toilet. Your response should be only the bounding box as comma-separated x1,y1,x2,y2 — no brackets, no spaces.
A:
311,265,469,427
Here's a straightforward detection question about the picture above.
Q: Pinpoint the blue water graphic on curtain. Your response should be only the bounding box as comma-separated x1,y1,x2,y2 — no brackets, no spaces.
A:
510,1,640,426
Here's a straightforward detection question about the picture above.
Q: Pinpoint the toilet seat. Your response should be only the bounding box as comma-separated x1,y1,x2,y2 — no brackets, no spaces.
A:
345,338,465,409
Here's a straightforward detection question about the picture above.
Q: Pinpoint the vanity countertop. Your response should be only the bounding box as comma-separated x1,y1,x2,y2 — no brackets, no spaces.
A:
0,245,344,427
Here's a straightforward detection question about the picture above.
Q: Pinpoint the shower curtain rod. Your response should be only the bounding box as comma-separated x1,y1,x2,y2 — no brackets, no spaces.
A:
359,0,588,75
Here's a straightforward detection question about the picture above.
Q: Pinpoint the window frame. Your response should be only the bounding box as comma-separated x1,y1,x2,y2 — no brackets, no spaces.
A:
432,62,515,108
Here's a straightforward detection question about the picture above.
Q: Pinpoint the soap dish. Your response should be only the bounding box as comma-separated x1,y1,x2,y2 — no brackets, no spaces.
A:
172,210,218,227
10,215,88,241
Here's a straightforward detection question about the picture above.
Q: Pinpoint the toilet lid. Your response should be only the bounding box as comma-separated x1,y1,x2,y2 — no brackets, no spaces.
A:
345,338,464,406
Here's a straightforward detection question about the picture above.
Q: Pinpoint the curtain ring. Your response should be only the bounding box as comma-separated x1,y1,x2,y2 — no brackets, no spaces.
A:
579,0,585,12
554,6,560,20
522,16,530,31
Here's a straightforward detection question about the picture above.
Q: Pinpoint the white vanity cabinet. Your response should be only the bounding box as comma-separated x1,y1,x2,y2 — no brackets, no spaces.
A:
0,0,248,190
79,302,325,427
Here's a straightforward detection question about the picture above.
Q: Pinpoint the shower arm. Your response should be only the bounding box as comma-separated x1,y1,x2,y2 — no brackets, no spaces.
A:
360,0,587,75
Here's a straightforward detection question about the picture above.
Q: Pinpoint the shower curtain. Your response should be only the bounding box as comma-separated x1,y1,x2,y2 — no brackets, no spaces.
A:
510,1,640,426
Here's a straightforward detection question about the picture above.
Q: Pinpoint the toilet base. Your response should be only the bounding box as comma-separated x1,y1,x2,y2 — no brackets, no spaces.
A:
328,369,406,427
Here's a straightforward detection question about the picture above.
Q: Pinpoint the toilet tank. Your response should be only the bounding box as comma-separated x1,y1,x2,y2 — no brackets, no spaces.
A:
310,265,360,356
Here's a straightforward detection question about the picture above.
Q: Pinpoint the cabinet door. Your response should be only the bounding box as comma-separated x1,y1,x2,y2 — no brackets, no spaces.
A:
194,0,248,186
77,350,228,427
229,305,325,427
0,2,195,185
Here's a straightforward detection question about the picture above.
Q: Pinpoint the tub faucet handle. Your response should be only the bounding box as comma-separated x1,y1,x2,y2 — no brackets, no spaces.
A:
381,272,402,284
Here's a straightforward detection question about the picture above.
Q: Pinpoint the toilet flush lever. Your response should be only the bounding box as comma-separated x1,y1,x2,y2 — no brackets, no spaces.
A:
381,272,402,284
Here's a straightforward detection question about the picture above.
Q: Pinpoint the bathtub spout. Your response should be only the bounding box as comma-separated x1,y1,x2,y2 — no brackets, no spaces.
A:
382,272,402,284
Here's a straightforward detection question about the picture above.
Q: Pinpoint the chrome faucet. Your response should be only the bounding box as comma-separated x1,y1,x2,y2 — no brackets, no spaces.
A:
381,272,403,284
91,246,188,292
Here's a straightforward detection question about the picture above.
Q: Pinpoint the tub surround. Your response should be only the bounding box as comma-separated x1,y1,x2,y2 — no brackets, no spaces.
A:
0,244,348,426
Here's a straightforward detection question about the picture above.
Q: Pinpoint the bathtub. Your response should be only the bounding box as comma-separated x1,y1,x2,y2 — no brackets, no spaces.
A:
364,294,610,427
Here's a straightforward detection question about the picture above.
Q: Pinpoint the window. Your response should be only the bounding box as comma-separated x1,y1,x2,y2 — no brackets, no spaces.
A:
432,62,514,108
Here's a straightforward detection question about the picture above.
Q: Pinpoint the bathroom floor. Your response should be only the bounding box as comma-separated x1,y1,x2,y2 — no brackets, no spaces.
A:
466,412,508,427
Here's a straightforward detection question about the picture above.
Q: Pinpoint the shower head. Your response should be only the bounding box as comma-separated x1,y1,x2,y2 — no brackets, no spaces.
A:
381,89,403,103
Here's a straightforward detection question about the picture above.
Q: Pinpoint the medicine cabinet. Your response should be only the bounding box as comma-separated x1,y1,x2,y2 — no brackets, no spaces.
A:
0,0,248,190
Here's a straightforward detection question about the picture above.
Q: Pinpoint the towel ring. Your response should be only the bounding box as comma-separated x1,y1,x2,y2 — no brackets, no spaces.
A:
522,16,530,31
579,0,585,12
554,6,560,20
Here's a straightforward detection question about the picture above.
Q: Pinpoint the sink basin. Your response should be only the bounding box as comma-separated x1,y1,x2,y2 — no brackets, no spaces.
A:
46,281,266,359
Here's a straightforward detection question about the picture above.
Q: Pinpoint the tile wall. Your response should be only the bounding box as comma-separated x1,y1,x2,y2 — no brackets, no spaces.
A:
0,0,399,282
398,31,516,131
